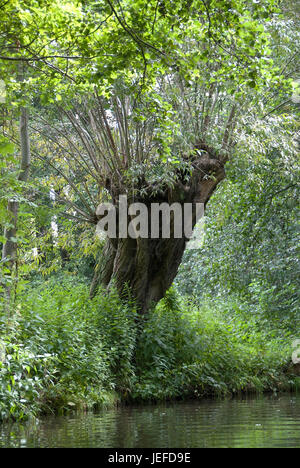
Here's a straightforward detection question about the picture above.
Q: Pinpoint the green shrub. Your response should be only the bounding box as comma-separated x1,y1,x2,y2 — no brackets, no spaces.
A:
0,278,138,419
0,280,297,422
0,333,57,420
133,290,295,400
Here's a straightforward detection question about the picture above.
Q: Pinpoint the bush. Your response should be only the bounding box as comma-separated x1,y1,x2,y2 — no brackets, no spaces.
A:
0,281,297,422
133,290,296,400
0,278,137,420
0,329,57,420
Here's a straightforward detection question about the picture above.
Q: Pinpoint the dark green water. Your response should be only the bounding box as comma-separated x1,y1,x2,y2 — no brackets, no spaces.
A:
0,394,299,448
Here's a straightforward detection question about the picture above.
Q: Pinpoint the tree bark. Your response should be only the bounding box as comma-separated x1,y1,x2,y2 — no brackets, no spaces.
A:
2,107,31,297
90,150,225,314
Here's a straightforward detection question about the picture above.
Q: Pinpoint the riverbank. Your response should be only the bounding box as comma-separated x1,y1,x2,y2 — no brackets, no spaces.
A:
0,279,299,422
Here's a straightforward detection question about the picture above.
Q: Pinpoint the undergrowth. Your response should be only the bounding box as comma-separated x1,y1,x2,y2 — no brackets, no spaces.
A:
0,278,298,421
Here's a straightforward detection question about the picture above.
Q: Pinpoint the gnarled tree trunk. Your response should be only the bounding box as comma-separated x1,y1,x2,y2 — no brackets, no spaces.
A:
90,151,225,314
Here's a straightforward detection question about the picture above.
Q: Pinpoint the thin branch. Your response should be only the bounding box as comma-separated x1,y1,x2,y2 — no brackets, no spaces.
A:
104,0,165,57
262,100,291,119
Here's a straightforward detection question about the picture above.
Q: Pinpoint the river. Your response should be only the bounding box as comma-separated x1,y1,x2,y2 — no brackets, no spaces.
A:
0,394,299,448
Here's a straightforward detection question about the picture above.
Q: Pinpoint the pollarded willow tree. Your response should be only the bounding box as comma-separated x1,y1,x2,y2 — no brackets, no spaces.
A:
2,0,296,313
31,82,231,313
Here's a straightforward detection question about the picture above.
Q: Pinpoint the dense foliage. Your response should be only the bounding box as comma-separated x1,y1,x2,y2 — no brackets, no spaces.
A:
0,0,299,421
177,113,300,328
0,281,298,421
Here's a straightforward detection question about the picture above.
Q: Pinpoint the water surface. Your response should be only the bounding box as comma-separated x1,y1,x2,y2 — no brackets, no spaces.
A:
0,394,299,448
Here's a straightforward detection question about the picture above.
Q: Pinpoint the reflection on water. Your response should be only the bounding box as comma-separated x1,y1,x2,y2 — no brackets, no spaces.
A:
0,394,299,448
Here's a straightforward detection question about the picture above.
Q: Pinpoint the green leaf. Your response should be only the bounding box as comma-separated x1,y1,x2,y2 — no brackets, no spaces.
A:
0,142,15,155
